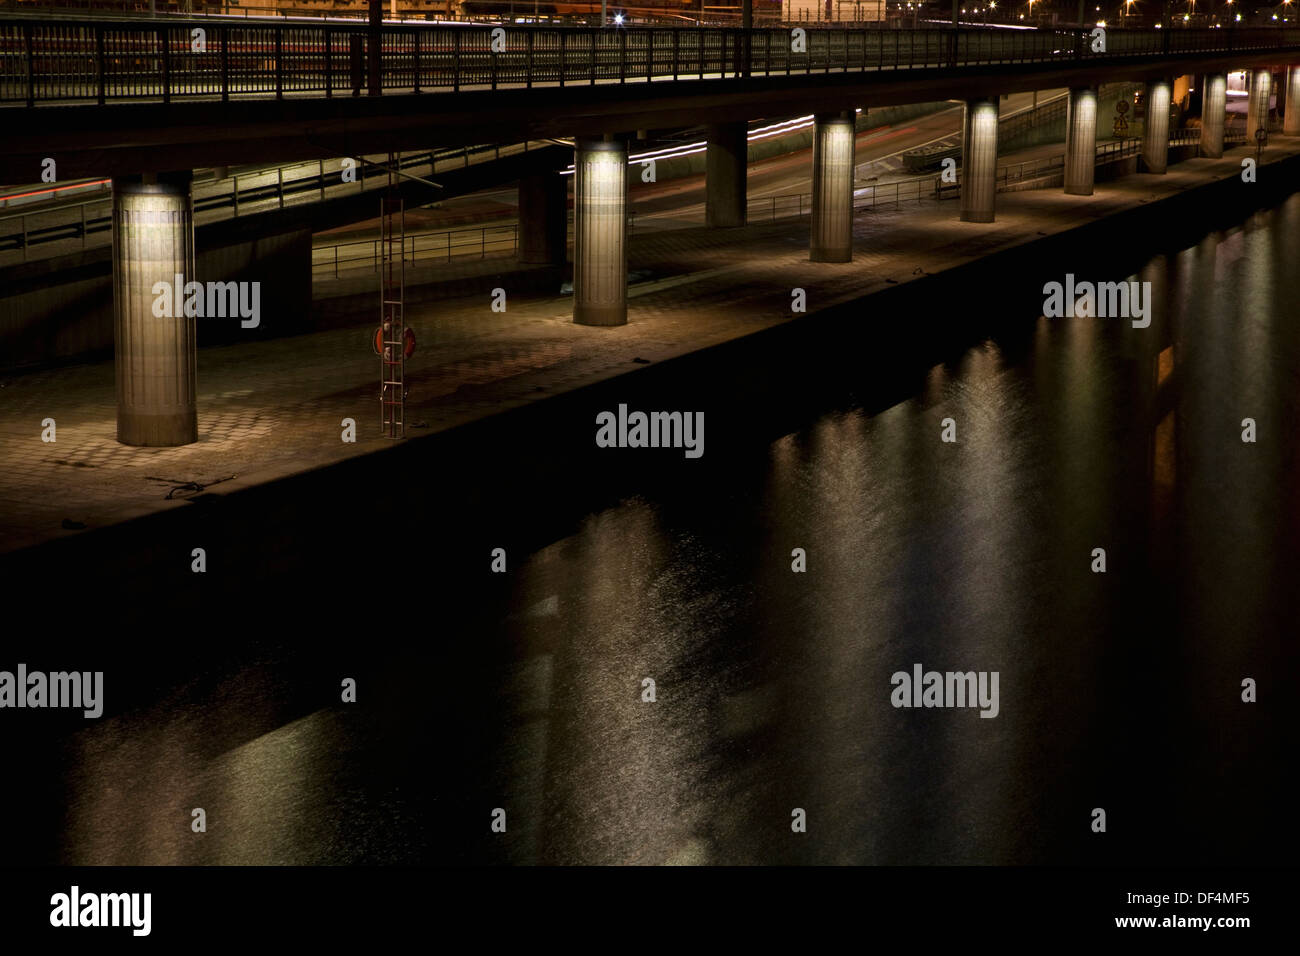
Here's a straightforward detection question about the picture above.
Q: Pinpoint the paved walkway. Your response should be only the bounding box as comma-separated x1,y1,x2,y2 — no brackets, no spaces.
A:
2,140,1297,554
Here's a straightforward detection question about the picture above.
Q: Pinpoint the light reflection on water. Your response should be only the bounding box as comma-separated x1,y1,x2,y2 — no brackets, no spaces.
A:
56,195,1300,866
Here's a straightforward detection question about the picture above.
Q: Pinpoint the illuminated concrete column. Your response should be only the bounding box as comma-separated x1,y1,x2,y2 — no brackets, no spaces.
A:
573,137,627,327
960,96,999,223
112,172,197,447
1246,68,1272,143
518,168,567,266
1141,79,1171,174
705,122,748,228
1285,67,1300,135
1200,73,1227,158
1064,86,1097,196
810,111,855,262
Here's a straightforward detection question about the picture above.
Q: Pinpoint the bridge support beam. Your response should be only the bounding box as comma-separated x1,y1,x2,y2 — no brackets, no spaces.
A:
706,122,748,228
1246,68,1272,144
518,168,568,266
1200,73,1227,158
112,172,197,447
1064,86,1097,196
573,137,627,327
1141,79,1171,174
810,111,855,262
1285,67,1300,135
960,96,998,223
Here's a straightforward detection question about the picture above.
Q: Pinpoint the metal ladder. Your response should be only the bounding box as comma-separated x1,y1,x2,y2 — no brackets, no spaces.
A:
379,152,405,439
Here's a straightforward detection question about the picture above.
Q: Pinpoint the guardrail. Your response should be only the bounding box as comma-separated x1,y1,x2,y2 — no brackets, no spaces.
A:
2,124,1265,269
3,20,1298,106
0,141,544,262
314,221,525,277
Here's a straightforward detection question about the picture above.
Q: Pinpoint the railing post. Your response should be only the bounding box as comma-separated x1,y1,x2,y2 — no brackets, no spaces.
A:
23,22,33,107
453,29,461,92
160,27,171,104
672,28,678,80
591,28,597,85
324,27,331,97
526,30,533,88
619,28,626,83
320,159,326,201
414,27,421,93
222,25,231,101
96,26,105,105
491,27,498,90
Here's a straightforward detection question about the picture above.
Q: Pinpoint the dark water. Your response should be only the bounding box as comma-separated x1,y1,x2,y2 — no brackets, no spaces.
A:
5,188,1298,867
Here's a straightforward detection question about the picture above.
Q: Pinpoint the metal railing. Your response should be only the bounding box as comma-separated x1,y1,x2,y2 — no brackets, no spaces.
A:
758,126,1263,218
0,141,543,262
314,221,526,278
3,20,1298,106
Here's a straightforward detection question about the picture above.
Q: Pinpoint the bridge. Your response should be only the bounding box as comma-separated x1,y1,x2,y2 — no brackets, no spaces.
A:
3,14,1300,445
4,19,1299,172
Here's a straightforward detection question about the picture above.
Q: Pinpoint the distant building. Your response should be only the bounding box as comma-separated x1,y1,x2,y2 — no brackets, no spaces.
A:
784,0,886,20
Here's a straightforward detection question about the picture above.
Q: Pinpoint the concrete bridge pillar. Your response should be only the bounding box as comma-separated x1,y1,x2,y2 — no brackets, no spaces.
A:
706,122,748,228
1284,67,1300,135
1064,86,1097,197
1141,79,1171,174
518,168,568,267
810,111,856,262
572,137,627,327
960,96,999,223
1246,68,1272,143
1200,73,1227,158
112,172,197,447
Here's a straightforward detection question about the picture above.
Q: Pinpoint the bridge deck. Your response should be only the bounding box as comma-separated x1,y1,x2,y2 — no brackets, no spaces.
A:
3,20,1297,107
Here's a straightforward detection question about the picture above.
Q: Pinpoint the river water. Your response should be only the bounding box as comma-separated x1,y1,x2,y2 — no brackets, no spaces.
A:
9,188,1299,867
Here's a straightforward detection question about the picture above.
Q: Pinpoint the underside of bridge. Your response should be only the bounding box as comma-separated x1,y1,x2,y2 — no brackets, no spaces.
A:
1,49,1293,180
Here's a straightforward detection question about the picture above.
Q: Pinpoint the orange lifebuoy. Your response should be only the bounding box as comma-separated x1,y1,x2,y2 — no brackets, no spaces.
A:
374,326,415,359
